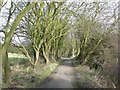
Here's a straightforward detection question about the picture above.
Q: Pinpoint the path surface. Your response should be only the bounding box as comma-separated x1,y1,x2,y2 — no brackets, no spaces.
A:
36,59,78,88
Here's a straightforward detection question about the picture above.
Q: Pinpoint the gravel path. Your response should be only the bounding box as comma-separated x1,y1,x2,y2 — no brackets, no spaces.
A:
36,59,78,88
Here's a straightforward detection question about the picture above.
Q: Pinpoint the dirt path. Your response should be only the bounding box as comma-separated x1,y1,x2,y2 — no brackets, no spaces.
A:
36,59,78,88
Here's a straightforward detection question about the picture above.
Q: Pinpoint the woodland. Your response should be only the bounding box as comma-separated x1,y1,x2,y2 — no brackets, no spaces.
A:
0,0,119,88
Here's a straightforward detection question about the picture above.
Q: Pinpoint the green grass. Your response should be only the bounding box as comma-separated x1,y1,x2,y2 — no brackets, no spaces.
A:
26,63,58,88
7,53,59,88
8,53,26,62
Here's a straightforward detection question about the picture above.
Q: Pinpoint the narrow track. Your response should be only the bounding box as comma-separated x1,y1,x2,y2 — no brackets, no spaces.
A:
36,59,78,88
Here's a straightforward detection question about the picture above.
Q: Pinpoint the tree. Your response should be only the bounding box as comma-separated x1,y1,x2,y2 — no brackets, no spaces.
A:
0,0,37,86
0,0,3,11
15,1,74,65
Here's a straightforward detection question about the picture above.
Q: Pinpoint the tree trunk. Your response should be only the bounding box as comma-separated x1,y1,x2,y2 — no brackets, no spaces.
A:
0,0,3,11
76,48,80,56
0,1,37,86
43,49,49,64
72,47,75,57
52,54,56,62
53,51,57,61
44,52,49,64
34,50,40,66
0,48,3,87
45,55,49,64
3,51,11,84
0,46,11,86
0,1,3,86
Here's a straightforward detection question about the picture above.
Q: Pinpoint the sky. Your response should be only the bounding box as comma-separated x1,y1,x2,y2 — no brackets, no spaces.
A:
0,0,119,44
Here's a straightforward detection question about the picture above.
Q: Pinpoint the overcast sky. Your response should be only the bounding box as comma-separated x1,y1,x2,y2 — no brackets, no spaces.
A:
0,0,119,44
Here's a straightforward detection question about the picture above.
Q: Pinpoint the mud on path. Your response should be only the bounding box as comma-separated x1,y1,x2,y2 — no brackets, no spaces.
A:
36,59,78,88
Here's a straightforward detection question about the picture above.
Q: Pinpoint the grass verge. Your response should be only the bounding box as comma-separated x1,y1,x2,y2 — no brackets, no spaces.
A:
72,59,108,88
6,53,59,88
